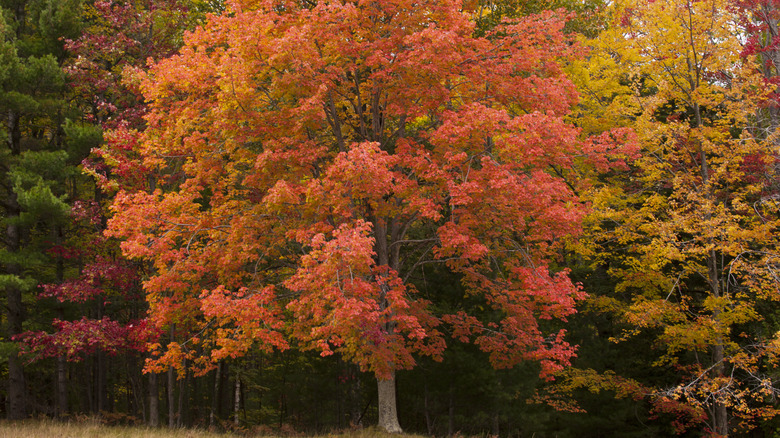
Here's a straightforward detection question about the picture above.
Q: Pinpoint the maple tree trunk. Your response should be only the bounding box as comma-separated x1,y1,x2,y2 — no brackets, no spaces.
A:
233,372,241,428
377,373,402,433
448,386,455,437
97,351,107,413
210,362,221,428
168,365,175,428
710,250,729,437
698,99,729,436
374,221,403,433
713,342,729,437
57,355,67,417
424,384,433,436
149,373,159,427
349,365,362,427
168,325,176,428
179,363,190,427
128,356,144,423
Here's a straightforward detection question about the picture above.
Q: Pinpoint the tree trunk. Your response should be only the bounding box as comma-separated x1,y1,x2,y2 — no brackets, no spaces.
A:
128,355,144,422
179,362,190,427
374,221,403,434
698,100,728,437
349,365,362,427
97,351,107,413
168,325,176,428
210,362,221,428
424,383,434,436
149,373,159,427
56,356,67,417
710,251,727,430
233,372,241,428
95,299,107,414
377,373,402,433
448,386,454,437
167,365,175,428
6,346,25,419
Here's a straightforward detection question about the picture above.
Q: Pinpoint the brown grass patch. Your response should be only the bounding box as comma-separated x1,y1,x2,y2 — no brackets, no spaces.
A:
0,419,426,438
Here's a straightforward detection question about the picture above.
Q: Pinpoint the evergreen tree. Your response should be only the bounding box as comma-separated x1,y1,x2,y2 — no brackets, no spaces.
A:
0,0,79,418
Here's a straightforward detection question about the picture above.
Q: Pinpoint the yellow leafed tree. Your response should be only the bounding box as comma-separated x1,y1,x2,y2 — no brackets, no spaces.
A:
569,0,780,435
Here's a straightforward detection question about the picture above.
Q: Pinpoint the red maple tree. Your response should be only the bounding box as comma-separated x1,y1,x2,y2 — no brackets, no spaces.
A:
107,0,630,430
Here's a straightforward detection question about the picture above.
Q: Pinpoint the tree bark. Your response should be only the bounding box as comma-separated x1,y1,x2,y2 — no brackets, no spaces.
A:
97,351,107,413
233,371,241,428
167,364,175,428
448,386,454,437
168,325,176,428
377,373,402,433
210,362,221,428
374,221,403,434
56,355,68,417
712,343,729,437
696,99,729,437
349,365,362,427
149,373,159,427
179,362,190,427
424,383,434,436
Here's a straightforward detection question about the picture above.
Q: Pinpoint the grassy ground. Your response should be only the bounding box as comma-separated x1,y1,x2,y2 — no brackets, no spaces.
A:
0,419,423,438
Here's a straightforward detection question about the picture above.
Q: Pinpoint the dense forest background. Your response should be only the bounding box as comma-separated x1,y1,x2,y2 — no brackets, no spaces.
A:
2,0,780,437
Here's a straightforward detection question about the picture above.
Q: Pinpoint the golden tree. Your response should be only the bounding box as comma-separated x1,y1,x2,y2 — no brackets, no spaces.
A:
571,0,780,435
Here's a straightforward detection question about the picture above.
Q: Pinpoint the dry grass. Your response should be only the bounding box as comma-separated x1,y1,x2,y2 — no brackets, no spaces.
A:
0,419,230,438
0,419,426,438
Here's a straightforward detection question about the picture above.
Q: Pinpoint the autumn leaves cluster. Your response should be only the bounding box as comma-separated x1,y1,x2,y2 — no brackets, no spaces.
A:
6,0,780,435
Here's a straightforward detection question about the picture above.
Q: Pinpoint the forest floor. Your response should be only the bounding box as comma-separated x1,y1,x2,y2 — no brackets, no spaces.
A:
0,419,423,438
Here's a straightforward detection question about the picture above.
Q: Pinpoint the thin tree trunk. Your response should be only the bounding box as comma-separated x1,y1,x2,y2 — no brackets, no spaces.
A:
128,355,144,422
177,372,184,427
167,365,175,428
713,342,728,436
350,365,362,427
97,351,107,413
168,325,176,428
96,299,107,414
233,372,241,428
179,362,190,427
86,360,94,413
696,99,729,437
56,355,67,417
210,362,221,428
448,386,454,437
710,250,728,436
424,383,434,436
6,340,25,419
149,373,159,427
377,373,402,433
